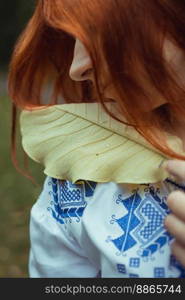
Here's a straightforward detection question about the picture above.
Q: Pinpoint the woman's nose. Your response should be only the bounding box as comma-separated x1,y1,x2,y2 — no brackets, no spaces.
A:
69,39,93,81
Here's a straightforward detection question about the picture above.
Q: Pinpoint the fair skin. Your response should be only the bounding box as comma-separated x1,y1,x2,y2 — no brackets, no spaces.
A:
163,160,185,267
69,38,185,110
69,38,185,267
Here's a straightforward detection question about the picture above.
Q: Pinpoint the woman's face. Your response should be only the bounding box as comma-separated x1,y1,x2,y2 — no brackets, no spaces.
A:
69,38,185,111
68,38,120,101
69,38,94,82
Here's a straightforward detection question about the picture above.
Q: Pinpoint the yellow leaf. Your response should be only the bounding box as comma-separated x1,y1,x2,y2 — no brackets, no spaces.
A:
20,103,178,184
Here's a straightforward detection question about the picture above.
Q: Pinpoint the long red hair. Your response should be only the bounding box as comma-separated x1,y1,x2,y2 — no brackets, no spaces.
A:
8,0,185,164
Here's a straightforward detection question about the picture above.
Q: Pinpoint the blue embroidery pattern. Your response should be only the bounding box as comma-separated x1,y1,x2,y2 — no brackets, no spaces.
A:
109,186,171,257
117,264,127,274
154,267,165,278
129,258,140,268
110,191,142,253
59,181,86,209
140,231,173,258
140,203,163,240
111,184,185,277
117,264,139,277
136,187,172,257
48,178,97,224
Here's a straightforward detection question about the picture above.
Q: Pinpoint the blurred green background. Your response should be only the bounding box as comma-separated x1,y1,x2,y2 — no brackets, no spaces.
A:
0,0,45,277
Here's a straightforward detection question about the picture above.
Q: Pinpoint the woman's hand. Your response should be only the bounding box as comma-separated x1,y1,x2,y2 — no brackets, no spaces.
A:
163,160,185,266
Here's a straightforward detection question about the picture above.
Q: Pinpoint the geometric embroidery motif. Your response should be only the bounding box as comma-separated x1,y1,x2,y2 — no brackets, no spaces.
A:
117,264,127,274
110,192,142,253
154,267,165,278
48,178,97,224
140,203,163,240
59,180,86,208
140,231,172,258
59,180,97,208
135,187,172,257
133,193,167,245
109,186,171,256
129,258,140,268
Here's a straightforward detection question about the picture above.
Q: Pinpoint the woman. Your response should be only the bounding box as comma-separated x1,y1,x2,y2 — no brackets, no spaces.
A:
8,0,185,277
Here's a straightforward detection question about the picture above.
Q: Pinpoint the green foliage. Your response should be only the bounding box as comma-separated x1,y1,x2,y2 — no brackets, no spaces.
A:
0,93,44,277
0,0,47,277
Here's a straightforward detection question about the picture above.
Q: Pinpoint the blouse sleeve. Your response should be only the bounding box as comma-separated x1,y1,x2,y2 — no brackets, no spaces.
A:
29,176,99,278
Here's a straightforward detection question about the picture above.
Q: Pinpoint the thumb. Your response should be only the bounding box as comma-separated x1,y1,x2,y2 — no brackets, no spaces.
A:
162,160,185,181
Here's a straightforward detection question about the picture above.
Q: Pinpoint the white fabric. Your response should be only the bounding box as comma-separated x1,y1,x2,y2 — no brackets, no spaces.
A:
29,176,185,278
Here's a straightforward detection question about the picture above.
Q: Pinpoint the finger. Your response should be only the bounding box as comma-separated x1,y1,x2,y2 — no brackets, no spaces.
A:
171,241,185,267
167,191,185,222
164,214,185,245
163,160,185,180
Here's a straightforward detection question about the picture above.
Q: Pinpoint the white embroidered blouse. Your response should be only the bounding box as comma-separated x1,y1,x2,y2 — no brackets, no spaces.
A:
20,103,185,278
